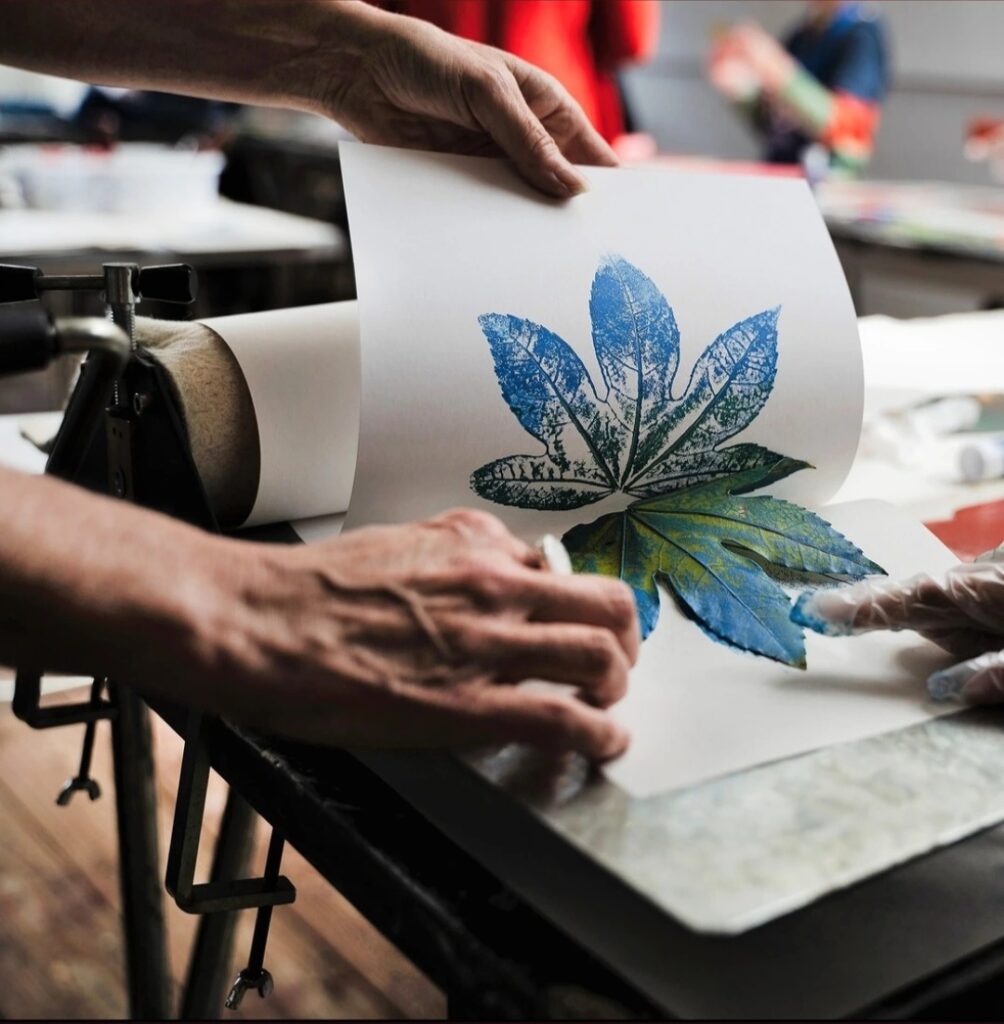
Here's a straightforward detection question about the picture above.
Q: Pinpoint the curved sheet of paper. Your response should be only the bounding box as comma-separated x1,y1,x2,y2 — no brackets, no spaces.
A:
202,302,359,526
340,144,863,539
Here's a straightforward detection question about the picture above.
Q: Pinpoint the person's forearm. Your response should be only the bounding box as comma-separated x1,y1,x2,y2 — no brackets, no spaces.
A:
777,71,878,170
0,0,390,118
0,465,241,687
0,465,635,756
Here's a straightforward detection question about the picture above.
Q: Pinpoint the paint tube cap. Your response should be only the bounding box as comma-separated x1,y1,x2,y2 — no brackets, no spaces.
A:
959,438,1004,483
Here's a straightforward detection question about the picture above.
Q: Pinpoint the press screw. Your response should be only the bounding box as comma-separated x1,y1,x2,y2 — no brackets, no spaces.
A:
56,679,104,805
225,969,274,1010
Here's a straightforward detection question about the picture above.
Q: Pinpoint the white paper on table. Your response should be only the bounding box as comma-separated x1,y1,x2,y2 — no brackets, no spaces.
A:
858,310,1004,396
202,302,360,527
337,143,953,799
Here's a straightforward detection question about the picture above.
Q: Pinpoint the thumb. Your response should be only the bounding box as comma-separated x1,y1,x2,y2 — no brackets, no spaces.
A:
928,648,1004,703
465,70,588,198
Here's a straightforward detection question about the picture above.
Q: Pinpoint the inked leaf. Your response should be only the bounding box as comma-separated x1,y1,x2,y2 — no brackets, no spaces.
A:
589,255,679,484
562,459,885,665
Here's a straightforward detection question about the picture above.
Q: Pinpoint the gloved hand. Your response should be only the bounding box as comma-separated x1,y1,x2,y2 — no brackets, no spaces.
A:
791,545,1004,704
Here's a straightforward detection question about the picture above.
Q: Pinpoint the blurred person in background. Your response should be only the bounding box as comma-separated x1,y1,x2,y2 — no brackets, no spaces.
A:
708,0,889,174
385,0,660,146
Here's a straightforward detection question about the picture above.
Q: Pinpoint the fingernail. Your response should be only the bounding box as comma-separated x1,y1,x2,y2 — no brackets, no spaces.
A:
927,662,977,702
790,591,854,636
599,724,630,761
549,162,589,197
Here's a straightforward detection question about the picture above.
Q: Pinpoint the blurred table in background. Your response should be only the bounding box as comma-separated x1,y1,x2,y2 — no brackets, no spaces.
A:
817,180,1004,315
638,156,1004,317
0,200,348,412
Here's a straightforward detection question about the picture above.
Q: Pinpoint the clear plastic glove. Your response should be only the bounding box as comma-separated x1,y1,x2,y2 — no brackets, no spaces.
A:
791,545,1004,704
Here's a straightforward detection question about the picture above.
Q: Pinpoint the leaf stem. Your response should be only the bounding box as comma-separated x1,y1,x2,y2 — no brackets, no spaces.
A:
610,260,646,489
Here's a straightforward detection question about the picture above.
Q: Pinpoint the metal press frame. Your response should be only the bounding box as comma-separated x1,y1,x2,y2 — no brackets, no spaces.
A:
1,261,296,1018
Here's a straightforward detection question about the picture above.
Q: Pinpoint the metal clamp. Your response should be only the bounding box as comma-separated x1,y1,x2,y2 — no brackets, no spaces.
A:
165,711,296,914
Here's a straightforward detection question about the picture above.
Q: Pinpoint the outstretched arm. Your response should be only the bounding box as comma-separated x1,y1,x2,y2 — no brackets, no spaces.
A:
1,0,617,197
0,465,637,756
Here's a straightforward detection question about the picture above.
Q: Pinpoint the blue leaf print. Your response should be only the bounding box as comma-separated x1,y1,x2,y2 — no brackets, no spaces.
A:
626,308,780,494
472,257,781,507
589,255,679,485
476,313,618,508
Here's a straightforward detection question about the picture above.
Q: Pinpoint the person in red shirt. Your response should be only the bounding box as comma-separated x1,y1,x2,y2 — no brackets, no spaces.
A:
388,0,660,141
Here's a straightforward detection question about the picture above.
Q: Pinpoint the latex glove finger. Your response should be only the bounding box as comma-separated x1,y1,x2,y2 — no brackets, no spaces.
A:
928,648,1004,704
792,563,1004,640
792,573,966,637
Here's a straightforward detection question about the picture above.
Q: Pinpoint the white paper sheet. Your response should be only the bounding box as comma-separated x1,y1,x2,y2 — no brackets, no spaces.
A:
858,310,1004,394
202,302,359,527
338,143,955,800
340,144,863,539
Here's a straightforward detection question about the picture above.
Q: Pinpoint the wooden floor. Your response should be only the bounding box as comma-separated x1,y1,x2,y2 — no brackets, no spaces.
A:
0,687,446,1020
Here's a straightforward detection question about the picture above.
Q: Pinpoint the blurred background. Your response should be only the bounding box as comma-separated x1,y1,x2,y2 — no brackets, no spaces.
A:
629,0,1001,185
2,0,1001,359
2,1,1004,1019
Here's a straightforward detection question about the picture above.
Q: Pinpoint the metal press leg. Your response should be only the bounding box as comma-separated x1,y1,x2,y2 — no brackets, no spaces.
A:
179,790,258,1019
111,683,171,1019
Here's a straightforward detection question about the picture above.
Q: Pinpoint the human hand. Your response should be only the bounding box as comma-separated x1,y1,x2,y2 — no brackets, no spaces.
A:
319,1,618,198
707,29,761,102
708,23,795,98
191,509,638,757
791,552,1004,703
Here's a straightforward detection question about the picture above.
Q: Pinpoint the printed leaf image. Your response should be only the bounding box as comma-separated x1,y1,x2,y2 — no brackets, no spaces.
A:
471,254,885,660
471,254,785,508
562,458,884,664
